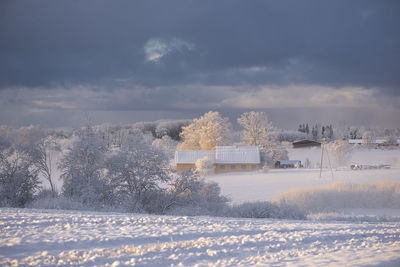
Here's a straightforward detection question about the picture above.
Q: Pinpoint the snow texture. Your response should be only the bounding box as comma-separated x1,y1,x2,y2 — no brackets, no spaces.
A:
1,208,400,266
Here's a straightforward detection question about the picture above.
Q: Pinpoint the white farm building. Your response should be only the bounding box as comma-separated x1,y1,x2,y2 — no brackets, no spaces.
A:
175,146,261,173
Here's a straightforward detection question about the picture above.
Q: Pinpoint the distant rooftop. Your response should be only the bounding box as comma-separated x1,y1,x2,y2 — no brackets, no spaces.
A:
175,146,261,164
175,150,215,164
216,146,260,164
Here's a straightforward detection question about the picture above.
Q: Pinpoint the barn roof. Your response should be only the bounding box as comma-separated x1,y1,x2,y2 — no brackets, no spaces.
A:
175,146,261,164
175,150,215,164
216,146,260,164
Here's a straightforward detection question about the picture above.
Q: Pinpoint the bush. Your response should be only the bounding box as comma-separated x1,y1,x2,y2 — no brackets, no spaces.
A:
163,170,229,216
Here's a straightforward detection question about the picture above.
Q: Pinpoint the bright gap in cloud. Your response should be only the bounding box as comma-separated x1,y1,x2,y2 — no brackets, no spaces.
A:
144,38,194,62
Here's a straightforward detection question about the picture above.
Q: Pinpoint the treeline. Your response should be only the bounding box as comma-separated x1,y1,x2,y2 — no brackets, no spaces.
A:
0,123,303,219
296,123,400,141
0,125,226,213
93,119,191,148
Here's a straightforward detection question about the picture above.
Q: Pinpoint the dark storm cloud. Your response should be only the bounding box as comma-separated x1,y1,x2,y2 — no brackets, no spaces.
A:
0,0,399,95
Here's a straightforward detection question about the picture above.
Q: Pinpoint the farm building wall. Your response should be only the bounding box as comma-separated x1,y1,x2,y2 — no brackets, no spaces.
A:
214,163,261,174
176,163,261,174
176,163,196,173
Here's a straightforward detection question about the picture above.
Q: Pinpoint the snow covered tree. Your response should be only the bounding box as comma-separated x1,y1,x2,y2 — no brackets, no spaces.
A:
0,138,40,207
238,111,287,166
195,157,215,177
362,131,376,148
237,111,275,150
155,120,190,140
347,127,361,140
152,135,179,160
31,136,60,195
105,134,170,212
178,111,232,150
328,140,353,167
165,169,228,215
58,126,109,206
311,125,319,140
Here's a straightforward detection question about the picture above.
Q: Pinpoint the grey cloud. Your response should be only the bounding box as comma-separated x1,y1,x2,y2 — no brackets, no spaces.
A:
0,0,399,95
1,0,399,129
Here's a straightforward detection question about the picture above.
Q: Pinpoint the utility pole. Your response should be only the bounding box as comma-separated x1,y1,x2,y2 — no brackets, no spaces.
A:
319,138,334,179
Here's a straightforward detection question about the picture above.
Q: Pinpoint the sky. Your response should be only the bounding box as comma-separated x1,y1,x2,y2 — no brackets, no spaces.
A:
0,0,399,129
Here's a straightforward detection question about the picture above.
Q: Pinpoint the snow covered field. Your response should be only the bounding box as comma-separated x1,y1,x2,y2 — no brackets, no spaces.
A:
1,148,399,266
208,148,400,206
208,168,400,205
1,208,400,266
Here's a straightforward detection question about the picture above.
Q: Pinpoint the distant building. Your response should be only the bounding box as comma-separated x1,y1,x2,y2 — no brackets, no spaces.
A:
275,160,302,169
292,139,321,148
175,146,261,174
348,139,363,145
348,139,400,146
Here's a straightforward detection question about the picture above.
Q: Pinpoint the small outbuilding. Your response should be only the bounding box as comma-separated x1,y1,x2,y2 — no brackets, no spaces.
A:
275,160,302,169
292,139,321,148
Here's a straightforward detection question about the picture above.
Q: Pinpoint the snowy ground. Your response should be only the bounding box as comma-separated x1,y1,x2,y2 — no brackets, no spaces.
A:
2,147,399,266
208,168,400,205
208,147,400,206
1,208,400,266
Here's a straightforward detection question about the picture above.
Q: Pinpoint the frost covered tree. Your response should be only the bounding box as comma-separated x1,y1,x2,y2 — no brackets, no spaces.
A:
237,111,275,150
154,120,190,140
165,170,228,215
152,135,178,160
31,136,60,195
329,140,353,167
346,126,361,140
58,126,109,206
178,111,232,150
195,157,215,177
238,111,287,165
0,138,40,207
311,125,319,140
362,131,376,148
105,134,170,212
